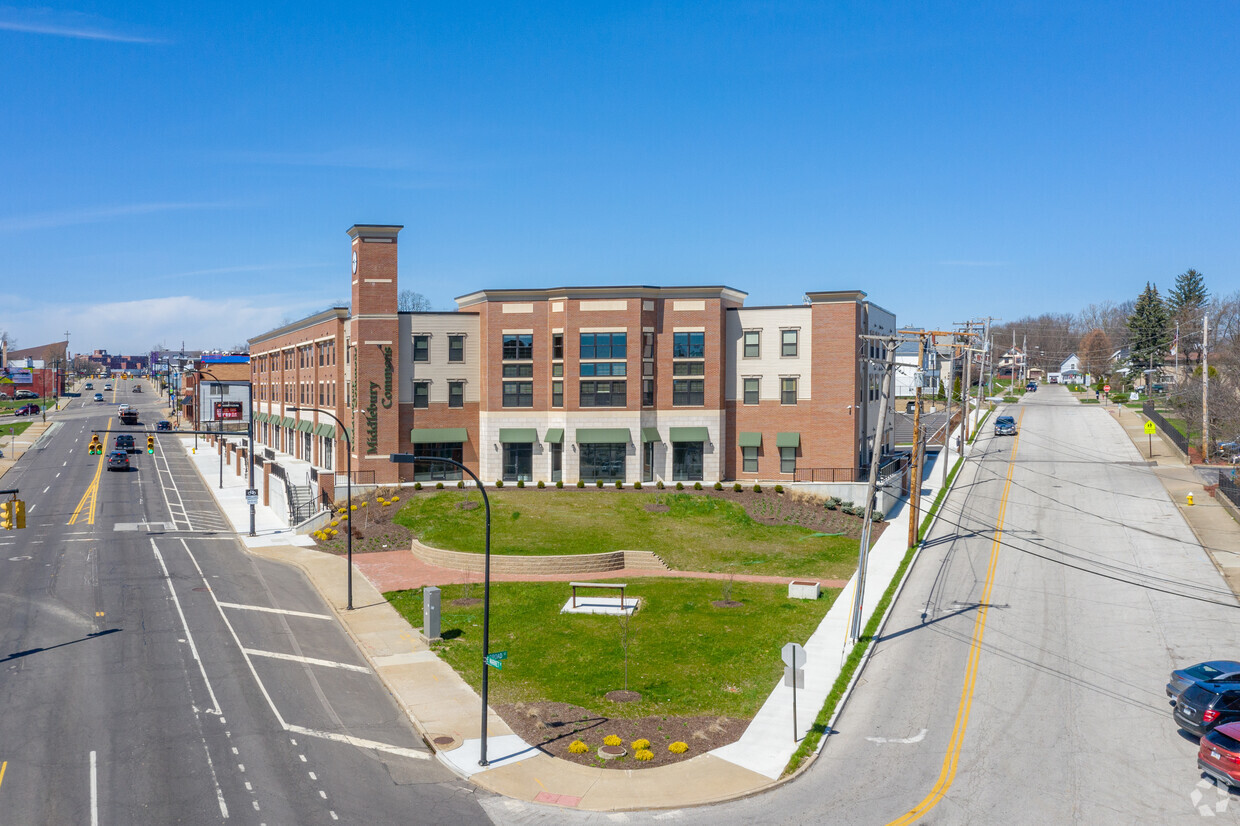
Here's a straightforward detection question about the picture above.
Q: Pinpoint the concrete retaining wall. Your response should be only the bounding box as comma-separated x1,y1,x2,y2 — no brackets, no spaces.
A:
410,540,670,576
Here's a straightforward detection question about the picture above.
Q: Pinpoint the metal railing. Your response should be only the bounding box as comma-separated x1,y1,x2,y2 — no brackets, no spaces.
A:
1143,402,1190,455
1221,471,1240,511
793,467,863,483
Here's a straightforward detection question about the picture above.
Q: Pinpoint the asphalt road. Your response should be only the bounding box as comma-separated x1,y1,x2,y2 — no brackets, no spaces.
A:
486,385,1240,824
0,379,491,824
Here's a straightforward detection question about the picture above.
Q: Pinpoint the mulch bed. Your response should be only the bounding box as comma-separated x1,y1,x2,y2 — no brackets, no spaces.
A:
496,701,748,770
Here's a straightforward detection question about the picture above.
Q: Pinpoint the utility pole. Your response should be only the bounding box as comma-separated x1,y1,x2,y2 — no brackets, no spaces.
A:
1203,314,1209,461
908,333,926,549
961,331,973,444
942,340,953,487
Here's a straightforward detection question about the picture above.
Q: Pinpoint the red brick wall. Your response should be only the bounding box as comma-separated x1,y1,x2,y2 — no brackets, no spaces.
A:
399,401,480,481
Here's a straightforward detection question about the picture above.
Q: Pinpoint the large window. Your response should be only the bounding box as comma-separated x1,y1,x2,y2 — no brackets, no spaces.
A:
448,335,465,363
672,362,704,376
412,335,430,362
673,332,705,358
503,443,532,482
580,380,625,407
413,381,429,408
448,381,464,408
781,377,798,405
743,378,760,405
580,332,626,360
552,333,564,360
672,442,704,481
743,330,760,358
642,331,654,358
580,362,626,377
502,334,533,360
781,329,798,357
579,443,626,482
552,380,563,407
411,443,463,481
672,379,704,406
780,446,796,474
642,379,654,407
742,446,758,473
502,364,534,377
502,381,533,407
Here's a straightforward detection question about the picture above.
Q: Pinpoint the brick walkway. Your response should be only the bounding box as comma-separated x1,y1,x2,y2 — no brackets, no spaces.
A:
351,550,849,593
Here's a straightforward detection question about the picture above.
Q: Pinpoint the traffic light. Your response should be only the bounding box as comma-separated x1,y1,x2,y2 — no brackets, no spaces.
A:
89,435,102,455
147,436,155,454
13,499,25,530
0,501,12,531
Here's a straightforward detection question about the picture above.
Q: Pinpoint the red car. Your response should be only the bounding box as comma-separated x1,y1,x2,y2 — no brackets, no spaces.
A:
1199,721,1240,791
14,403,40,416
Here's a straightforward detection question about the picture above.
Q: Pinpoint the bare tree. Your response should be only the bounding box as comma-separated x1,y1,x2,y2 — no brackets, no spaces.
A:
398,290,432,312
1079,328,1113,378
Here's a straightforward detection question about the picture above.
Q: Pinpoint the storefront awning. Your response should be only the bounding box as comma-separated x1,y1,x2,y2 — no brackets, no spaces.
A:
498,428,538,444
669,427,709,443
315,423,337,438
575,428,630,444
640,427,661,443
544,427,564,444
738,431,762,448
296,419,314,433
410,427,469,443
776,432,801,448
281,417,296,429
254,411,267,423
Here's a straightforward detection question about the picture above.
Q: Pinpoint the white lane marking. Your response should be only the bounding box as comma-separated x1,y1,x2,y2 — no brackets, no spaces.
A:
42,486,49,494
90,750,98,826
308,771,316,780
55,473,59,478
245,781,252,791
866,728,928,744
285,725,431,760
243,649,370,673
217,602,332,621
330,813,338,821
252,801,260,811
318,790,327,799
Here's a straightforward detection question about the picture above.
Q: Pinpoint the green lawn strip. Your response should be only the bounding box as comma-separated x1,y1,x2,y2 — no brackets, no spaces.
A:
393,491,859,578
0,420,33,438
386,578,839,719
783,454,964,776
1080,398,1100,404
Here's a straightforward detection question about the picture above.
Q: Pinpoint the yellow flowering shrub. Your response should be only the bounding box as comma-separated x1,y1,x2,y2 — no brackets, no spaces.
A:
631,738,650,750
635,749,654,761
568,740,589,754
668,742,688,754
603,735,621,747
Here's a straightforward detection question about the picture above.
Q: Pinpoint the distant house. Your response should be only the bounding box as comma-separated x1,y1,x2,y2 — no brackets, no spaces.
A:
996,347,1026,379
1059,353,1085,384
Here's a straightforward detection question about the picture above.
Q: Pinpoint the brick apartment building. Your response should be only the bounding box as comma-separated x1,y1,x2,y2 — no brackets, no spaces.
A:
248,224,896,498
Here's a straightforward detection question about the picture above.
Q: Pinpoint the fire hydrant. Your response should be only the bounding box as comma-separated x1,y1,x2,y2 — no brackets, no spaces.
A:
1187,492,1195,506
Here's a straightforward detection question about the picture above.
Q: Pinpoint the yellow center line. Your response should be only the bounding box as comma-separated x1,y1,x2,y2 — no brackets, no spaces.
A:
888,409,1024,826
0,760,7,788
69,417,111,526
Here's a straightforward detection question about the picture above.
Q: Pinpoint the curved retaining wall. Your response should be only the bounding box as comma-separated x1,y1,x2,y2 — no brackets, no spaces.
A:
410,540,670,576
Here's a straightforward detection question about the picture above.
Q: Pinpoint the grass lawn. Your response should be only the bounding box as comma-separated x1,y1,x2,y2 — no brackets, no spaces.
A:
393,489,860,578
0,420,32,439
387,578,839,719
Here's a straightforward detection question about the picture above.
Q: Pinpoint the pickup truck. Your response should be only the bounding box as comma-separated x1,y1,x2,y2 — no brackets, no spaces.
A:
118,405,139,425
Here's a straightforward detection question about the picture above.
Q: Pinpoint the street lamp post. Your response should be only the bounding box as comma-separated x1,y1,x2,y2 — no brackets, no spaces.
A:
290,407,352,609
198,369,226,489
388,453,493,767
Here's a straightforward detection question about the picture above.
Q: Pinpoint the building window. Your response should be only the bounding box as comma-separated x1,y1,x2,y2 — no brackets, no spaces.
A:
643,332,654,358
448,335,465,363
552,333,564,360
642,379,654,407
413,335,430,362
672,379,704,406
743,378,760,405
413,382,429,408
672,332,704,358
580,332,626,359
410,443,464,481
552,380,563,407
780,446,796,474
743,446,759,473
448,381,464,408
552,363,563,377
672,442,704,481
672,361,704,376
502,334,533,360
580,380,625,407
579,444,626,482
580,362,626,377
743,330,760,358
781,378,798,405
322,438,333,470
781,329,798,357
502,381,533,407
503,444,533,482
502,363,534,377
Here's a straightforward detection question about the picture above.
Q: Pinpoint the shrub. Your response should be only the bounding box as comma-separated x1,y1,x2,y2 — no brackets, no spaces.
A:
435,482,444,490
568,740,589,754
752,484,762,493
693,482,703,490
842,501,855,510
634,481,642,490
714,481,723,491
825,497,839,510
517,479,525,488
596,480,604,488
635,749,654,761
631,738,651,750
556,480,564,488
457,480,464,488
615,480,623,489
537,480,545,488
657,480,665,489
733,483,743,492
676,482,685,491
390,495,400,502
414,482,422,490
603,734,622,747
872,511,885,522
577,480,585,488
774,484,784,494
495,480,504,488
668,741,688,754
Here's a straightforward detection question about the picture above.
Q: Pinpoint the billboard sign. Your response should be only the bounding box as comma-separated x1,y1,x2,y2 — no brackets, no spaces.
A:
214,401,243,420
197,381,251,424
9,369,33,385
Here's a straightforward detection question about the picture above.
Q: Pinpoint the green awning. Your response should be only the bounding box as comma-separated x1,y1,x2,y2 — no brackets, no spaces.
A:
254,411,267,423
297,419,314,433
776,432,801,448
315,423,337,438
738,431,762,448
411,427,468,443
499,428,538,443
669,427,709,443
282,417,296,429
641,427,661,443
576,428,630,444
544,427,564,444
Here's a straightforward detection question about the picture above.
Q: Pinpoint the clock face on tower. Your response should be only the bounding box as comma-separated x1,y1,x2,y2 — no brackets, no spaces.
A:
351,250,358,274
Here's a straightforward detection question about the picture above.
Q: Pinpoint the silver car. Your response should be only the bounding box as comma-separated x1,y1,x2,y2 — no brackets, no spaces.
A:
1168,660,1240,703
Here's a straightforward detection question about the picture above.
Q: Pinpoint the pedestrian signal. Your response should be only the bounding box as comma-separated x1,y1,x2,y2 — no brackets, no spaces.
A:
147,436,155,454
13,499,25,530
0,501,12,530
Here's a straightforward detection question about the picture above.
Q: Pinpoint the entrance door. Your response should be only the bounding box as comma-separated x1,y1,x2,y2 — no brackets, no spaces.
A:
503,444,533,482
551,443,562,483
643,441,654,482
672,442,704,481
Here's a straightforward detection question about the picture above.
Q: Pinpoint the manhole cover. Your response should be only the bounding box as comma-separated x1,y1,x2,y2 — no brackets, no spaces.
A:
598,745,626,760
428,733,461,751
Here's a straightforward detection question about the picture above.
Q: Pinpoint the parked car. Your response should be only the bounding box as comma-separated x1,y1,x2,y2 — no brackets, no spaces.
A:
995,415,1018,436
156,420,172,431
1174,682,1240,737
14,404,40,416
1168,661,1240,703
115,434,137,454
15,389,39,400
1026,382,1037,392
106,450,130,471
1200,723,1240,791
93,393,105,402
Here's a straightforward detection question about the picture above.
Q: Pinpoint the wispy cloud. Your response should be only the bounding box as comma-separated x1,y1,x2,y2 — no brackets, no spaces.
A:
0,202,234,233
938,260,1009,268
0,7,163,43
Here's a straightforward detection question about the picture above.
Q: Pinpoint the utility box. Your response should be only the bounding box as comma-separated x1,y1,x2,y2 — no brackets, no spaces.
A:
423,586,441,641
788,580,821,600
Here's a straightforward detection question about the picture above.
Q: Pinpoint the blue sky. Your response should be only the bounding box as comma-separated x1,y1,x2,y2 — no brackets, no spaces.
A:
1,1,1237,354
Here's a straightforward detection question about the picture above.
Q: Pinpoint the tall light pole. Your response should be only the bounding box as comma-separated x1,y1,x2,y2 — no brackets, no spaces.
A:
198,369,229,490
388,453,493,766
290,407,352,609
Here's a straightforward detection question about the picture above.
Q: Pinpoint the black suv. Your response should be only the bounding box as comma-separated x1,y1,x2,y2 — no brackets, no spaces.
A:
115,434,137,454
1174,682,1240,737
